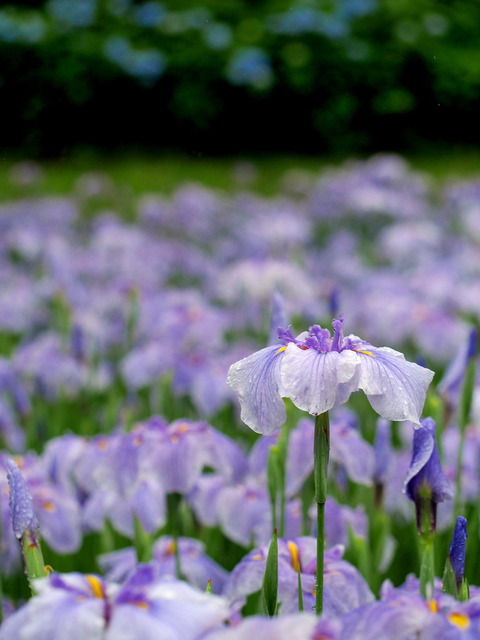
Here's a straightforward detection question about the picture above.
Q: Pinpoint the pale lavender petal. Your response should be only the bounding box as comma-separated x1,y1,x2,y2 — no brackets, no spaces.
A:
202,613,318,640
227,345,286,434
281,346,359,415
0,575,106,640
356,347,434,425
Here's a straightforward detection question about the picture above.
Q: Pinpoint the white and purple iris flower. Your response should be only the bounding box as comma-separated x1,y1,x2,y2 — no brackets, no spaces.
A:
227,315,434,434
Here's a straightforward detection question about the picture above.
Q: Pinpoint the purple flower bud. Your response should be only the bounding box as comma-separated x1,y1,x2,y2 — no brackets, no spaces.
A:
449,516,468,588
5,458,38,539
404,418,452,533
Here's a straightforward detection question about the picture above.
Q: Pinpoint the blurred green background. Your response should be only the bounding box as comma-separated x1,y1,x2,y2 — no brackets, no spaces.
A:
2,0,480,158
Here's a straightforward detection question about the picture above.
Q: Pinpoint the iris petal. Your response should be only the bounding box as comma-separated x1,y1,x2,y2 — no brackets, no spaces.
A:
227,345,286,434
281,345,359,415
356,347,434,425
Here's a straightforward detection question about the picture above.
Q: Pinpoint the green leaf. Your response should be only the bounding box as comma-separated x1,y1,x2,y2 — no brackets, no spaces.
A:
458,578,470,602
261,530,278,617
441,556,458,598
459,358,476,431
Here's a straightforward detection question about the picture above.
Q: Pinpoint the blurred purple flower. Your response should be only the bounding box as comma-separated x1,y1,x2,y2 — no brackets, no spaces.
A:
100,536,228,595
0,567,229,640
201,613,320,640
223,538,373,617
341,581,480,639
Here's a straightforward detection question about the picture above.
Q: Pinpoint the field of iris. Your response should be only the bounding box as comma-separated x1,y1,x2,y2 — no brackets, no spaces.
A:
0,153,479,638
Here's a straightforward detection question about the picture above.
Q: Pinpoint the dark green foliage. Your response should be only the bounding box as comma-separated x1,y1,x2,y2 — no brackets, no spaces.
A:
1,0,480,155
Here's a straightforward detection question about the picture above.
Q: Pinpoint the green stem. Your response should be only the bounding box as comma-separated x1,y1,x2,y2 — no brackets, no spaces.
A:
21,530,47,595
419,535,435,600
166,493,184,580
297,565,304,612
417,492,436,600
314,412,330,615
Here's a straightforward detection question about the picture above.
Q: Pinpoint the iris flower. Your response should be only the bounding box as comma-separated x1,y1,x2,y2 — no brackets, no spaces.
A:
228,315,434,434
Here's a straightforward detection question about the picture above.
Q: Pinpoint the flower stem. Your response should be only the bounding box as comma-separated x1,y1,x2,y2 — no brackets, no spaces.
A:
417,493,436,600
21,530,47,595
419,534,435,600
314,411,330,615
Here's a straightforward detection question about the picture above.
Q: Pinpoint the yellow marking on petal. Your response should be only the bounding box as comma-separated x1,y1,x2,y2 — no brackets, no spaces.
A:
170,423,190,443
42,500,56,512
427,600,438,613
133,600,149,610
324,569,341,576
13,455,24,468
85,575,104,599
448,613,470,630
165,539,176,556
97,439,108,451
252,554,263,560
287,540,300,573
355,350,376,357
276,346,287,354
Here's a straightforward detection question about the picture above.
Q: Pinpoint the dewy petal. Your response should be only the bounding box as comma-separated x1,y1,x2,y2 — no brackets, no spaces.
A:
449,516,468,586
227,345,287,434
281,345,359,416
403,424,435,495
355,346,434,425
404,417,452,503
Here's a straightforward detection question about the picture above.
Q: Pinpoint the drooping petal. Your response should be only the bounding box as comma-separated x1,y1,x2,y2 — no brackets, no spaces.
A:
404,417,452,504
281,345,359,416
227,345,287,434
355,346,434,425
403,424,435,499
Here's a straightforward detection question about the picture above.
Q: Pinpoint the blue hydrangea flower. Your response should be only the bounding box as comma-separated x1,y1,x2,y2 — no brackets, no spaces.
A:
227,315,434,434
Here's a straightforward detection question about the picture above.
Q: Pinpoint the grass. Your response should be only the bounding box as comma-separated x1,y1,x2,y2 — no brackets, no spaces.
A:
0,147,479,204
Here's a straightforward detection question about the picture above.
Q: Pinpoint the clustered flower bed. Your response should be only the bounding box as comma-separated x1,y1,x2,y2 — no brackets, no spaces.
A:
0,154,479,638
